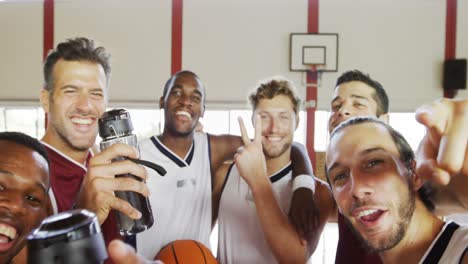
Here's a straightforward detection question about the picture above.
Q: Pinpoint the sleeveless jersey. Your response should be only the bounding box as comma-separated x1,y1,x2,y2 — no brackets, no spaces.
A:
41,142,92,213
217,162,293,264
419,221,468,264
42,142,123,264
136,132,213,259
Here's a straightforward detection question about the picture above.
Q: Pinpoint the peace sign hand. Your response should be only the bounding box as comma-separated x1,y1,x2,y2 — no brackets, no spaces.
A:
234,115,268,187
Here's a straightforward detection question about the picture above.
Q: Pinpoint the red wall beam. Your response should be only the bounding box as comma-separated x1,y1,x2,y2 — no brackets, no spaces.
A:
43,0,54,128
172,0,183,74
444,0,457,98
306,0,319,170
43,0,54,60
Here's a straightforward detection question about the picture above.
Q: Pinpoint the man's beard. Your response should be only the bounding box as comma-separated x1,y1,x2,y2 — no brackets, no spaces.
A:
344,184,416,254
263,142,291,159
56,126,95,152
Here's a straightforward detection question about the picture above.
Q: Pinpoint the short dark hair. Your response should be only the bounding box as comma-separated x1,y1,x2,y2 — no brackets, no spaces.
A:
336,70,389,116
0,131,50,167
249,77,302,114
327,117,435,211
43,37,111,92
162,70,204,100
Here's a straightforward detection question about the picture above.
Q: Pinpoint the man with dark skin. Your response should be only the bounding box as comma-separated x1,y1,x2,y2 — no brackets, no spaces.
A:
0,132,50,264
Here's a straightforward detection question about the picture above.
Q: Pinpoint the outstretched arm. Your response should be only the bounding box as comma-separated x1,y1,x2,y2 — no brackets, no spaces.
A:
415,98,468,213
212,163,231,227
209,134,243,226
234,116,309,263
289,143,320,240
209,134,243,173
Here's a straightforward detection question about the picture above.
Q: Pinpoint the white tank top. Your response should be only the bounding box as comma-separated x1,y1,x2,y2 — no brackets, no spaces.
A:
136,132,212,259
217,162,293,264
419,221,468,264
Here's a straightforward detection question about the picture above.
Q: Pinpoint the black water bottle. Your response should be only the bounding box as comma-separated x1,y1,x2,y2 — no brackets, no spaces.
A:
27,209,107,264
98,108,154,235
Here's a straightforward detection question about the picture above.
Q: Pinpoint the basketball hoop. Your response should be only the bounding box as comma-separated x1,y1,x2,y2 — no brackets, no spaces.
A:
289,33,339,73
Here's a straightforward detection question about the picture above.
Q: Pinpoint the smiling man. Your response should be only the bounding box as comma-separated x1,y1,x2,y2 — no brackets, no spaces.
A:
325,117,468,263
0,132,50,264
328,70,389,134
215,77,332,263
133,71,244,258
39,37,111,214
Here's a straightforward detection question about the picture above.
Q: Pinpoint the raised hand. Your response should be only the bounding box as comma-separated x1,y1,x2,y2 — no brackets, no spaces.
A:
76,143,149,224
415,98,468,185
233,115,267,186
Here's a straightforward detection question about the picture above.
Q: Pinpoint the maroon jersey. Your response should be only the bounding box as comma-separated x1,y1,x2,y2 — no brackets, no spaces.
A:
42,142,125,264
42,142,92,212
335,214,382,264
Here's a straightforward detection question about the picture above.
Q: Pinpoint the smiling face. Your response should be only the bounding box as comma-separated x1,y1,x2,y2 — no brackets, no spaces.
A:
326,122,416,253
0,140,49,263
160,72,205,137
41,59,107,152
328,81,380,133
255,94,298,160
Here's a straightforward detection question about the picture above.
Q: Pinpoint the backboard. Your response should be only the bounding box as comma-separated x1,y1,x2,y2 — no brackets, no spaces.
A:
290,33,338,72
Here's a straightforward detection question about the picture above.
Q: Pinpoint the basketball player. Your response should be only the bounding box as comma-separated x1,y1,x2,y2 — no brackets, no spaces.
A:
38,38,140,259
325,117,468,263
215,77,334,263
0,132,50,264
40,37,111,215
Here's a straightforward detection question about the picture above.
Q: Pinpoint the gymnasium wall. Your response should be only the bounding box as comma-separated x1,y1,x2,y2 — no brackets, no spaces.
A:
0,0,467,110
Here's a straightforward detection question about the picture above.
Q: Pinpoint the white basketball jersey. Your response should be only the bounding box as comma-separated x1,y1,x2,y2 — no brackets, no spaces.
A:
419,221,468,264
217,162,293,264
137,132,212,259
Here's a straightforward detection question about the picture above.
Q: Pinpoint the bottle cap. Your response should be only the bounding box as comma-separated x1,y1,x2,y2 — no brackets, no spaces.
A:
98,108,134,139
27,209,108,264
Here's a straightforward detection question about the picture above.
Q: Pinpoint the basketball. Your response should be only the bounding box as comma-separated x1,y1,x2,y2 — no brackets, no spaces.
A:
155,240,218,264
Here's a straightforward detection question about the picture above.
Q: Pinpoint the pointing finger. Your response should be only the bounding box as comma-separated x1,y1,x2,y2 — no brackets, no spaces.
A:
437,101,468,173
415,99,448,135
238,116,250,145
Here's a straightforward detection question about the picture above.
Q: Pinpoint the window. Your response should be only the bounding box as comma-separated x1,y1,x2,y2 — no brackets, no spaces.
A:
389,112,425,150
0,107,45,138
125,108,162,140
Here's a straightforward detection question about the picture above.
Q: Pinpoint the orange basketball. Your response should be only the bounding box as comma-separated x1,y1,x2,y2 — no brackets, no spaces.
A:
155,240,218,264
